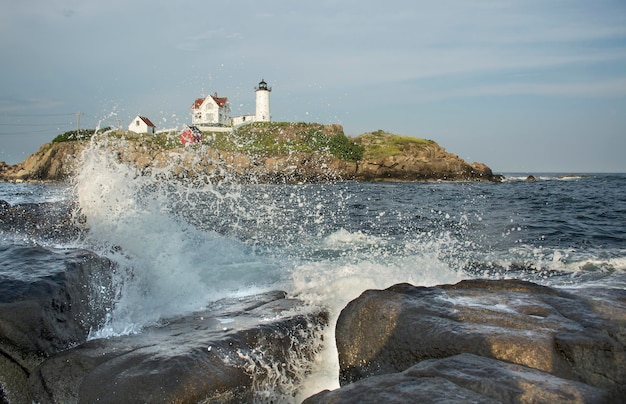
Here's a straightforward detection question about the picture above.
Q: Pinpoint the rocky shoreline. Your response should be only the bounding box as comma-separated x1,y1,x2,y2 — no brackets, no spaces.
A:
1,201,624,402
0,200,324,403
1,245,622,402
0,129,500,183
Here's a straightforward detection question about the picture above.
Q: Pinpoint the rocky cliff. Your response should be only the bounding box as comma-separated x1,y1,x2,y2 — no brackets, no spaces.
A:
0,125,499,183
0,141,85,182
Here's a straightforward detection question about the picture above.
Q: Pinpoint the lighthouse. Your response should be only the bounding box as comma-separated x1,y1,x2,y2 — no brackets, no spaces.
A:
255,79,271,122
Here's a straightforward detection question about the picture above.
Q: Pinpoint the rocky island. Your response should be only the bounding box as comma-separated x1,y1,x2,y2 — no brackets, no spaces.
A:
0,123,499,183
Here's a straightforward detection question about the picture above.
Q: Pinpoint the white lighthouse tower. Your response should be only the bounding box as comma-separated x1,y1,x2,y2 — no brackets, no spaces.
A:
255,79,271,122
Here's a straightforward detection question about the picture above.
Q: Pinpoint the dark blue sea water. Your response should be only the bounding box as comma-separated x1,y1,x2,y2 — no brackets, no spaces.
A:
1,165,625,398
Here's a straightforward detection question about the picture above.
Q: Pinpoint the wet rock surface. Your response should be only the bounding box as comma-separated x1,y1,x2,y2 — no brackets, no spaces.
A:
305,353,608,403
0,240,327,403
0,245,115,403
320,279,625,403
28,292,327,403
0,274,327,403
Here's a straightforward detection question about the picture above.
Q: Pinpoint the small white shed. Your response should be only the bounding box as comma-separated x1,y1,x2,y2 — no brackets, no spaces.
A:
128,115,156,134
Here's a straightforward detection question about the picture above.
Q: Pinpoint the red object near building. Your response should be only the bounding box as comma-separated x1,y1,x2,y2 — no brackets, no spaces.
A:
179,125,202,145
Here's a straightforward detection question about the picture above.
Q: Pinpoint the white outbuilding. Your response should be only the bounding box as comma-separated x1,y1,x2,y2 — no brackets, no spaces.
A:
128,115,156,134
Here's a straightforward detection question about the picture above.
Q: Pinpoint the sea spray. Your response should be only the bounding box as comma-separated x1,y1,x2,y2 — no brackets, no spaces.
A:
69,138,471,399
68,138,623,400
236,320,326,403
4,160,624,402
289,234,467,399
74,139,286,337
70,138,494,399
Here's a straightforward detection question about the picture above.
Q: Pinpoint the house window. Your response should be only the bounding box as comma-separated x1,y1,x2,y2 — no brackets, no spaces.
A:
136,120,140,126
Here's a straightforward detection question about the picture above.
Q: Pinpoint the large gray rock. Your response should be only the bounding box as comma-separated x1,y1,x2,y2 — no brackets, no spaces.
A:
27,292,327,403
305,353,608,403
0,245,115,403
334,279,626,401
0,238,328,402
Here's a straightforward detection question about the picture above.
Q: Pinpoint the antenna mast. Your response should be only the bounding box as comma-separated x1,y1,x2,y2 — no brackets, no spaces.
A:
75,112,83,138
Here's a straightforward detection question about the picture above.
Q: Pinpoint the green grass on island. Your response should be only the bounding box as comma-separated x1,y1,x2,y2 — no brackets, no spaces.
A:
354,130,434,160
206,122,364,162
51,123,434,163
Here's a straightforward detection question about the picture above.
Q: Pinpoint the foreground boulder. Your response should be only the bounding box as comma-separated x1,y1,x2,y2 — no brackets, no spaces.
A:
1,283,326,403
330,279,625,402
0,239,327,402
0,245,115,403
27,292,327,403
305,353,608,403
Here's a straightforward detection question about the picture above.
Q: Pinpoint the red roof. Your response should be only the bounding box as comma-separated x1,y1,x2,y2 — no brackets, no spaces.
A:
190,95,228,109
138,116,156,127
191,98,205,109
211,95,228,107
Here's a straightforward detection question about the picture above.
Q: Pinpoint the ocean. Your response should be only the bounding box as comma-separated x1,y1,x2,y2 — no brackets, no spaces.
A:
1,146,625,401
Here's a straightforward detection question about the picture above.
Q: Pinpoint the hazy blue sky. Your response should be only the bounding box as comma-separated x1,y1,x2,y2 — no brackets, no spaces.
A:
1,0,625,172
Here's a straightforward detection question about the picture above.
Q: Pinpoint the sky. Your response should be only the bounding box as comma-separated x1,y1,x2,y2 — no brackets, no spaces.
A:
1,0,625,173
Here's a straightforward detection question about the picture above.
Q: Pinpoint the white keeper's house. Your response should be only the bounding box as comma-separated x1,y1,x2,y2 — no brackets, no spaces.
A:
191,79,272,130
190,93,232,128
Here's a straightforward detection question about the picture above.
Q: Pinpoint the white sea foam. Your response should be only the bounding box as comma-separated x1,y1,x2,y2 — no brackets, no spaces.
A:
289,230,465,399
75,142,284,338
500,173,593,182
67,140,624,401
70,140,473,399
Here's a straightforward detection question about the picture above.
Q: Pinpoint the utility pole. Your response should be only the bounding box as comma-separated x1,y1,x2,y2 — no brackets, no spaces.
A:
76,112,83,139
